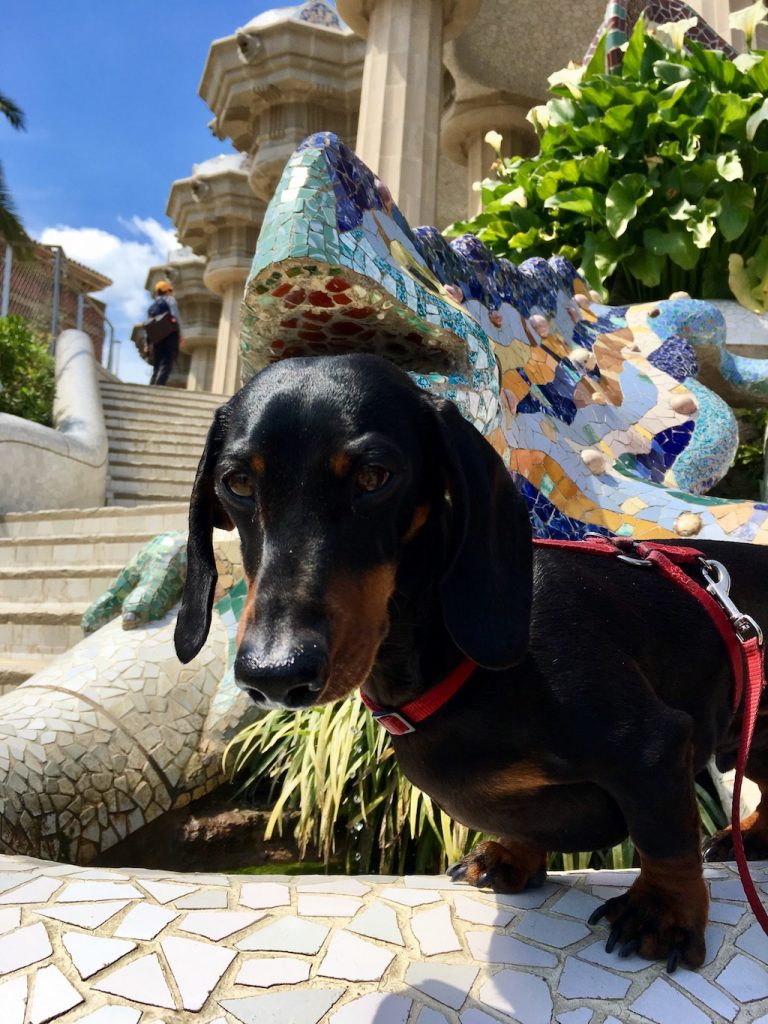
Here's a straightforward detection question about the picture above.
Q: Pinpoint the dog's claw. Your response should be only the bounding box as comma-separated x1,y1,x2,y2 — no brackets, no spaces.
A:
588,905,609,926
476,871,492,888
667,946,682,973
619,937,640,958
447,862,467,881
605,924,621,954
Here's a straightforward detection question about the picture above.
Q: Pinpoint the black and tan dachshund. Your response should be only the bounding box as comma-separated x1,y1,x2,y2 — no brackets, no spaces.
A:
175,353,768,971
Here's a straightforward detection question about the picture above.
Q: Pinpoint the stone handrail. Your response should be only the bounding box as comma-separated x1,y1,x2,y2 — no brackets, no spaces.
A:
0,329,107,514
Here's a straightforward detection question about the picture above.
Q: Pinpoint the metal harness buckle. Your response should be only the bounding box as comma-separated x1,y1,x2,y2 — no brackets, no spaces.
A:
372,709,416,735
583,532,653,568
700,558,764,646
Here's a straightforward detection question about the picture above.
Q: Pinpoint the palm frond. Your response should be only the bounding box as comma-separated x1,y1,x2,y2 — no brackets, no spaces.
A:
0,92,25,131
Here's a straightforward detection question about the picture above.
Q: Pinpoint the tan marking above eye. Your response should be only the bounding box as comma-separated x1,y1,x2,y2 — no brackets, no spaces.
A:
355,465,391,493
330,452,352,477
403,503,430,542
225,472,255,498
250,454,265,475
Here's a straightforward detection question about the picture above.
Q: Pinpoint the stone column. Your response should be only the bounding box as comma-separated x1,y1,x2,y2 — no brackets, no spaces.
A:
337,0,480,227
199,3,364,204
167,156,264,396
162,254,221,393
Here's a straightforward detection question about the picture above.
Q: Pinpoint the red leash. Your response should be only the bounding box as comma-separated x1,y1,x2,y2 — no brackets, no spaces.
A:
362,533,767,931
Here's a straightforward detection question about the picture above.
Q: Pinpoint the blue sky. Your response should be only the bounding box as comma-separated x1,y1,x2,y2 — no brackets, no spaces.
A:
1,2,278,382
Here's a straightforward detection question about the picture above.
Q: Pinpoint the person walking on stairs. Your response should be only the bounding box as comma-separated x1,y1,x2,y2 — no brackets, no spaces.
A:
146,280,182,386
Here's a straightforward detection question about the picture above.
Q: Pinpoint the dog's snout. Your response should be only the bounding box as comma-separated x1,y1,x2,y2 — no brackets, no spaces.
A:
235,641,327,709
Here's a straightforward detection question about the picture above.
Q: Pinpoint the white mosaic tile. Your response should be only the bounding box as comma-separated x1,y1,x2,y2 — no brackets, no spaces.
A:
0,974,27,1024
672,968,738,1021
709,879,747,901
629,976,711,1024
412,904,461,956
179,909,264,941
703,924,725,965
139,880,198,904
298,878,370,896
556,1010,593,1024
0,907,21,935
466,929,558,967
28,963,83,1024
57,882,142,902
716,952,768,1001
513,909,590,948
161,936,236,1011
219,988,344,1024
708,900,745,926
297,893,363,917
405,962,479,1010
113,903,177,940
347,903,404,946
40,900,129,930
477,884,557,909
453,894,513,927
0,921,52,975
76,1009,142,1024
176,888,228,909
558,956,632,1000
236,915,329,954
318,929,396,981
63,931,136,979
235,956,310,987
0,876,62,904
461,1012,503,1024
550,889,603,921
736,920,768,963
93,953,176,1009
239,882,290,910
417,1008,450,1024
478,970,554,1024
585,871,638,887
404,876,461,890
330,992,411,1024
0,870,38,892
382,887,442,907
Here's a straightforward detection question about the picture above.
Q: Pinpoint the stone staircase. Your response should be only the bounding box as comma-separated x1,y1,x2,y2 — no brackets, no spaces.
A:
0,382,226,691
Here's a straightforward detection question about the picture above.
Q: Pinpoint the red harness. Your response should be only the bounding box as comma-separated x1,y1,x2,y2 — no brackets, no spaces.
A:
361,535,767,929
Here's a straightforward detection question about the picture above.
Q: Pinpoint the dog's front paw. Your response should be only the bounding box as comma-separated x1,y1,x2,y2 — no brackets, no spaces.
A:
588,875,708,972
447,839,547,894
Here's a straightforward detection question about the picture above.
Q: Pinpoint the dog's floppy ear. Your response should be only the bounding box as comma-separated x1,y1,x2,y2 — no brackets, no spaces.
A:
174,408,234,664
432,398,532,669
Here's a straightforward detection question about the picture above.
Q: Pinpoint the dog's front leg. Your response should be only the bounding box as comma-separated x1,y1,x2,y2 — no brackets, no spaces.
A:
447,837,548,893
589,738,708,972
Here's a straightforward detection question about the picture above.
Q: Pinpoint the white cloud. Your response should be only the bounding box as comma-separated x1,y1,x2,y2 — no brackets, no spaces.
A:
40,217,179,325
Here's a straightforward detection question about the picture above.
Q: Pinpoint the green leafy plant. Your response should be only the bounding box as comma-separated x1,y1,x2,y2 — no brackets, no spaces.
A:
0,314,55,426
227,695,727,874
448,12,768,305
711,406,768,499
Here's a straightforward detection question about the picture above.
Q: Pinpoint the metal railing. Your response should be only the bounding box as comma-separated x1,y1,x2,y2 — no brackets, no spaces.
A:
0,242,119,370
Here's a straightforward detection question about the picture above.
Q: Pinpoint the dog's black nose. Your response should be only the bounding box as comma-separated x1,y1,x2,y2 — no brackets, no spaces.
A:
234,641,327,709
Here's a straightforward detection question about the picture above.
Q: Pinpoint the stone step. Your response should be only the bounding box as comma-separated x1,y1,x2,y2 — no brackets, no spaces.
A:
109,480,194,503
100,382,227,409
104,422,212,447
101,395,221,424
0,531,168,567
0,652,52,692
0,503,188,539
0,564,121,603
109,461,197,486
109,453,200,475
0,601,88,654
104,410,215,434
108,437,206,458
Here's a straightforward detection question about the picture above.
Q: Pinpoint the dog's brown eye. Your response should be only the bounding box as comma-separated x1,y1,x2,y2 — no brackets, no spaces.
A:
355,465,391,493
224,472,255,498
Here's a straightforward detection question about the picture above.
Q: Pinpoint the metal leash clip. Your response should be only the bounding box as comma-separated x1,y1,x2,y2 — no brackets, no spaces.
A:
700,559,764,646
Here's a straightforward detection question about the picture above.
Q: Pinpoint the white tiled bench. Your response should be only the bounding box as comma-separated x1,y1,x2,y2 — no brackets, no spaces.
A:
1,855,767,1023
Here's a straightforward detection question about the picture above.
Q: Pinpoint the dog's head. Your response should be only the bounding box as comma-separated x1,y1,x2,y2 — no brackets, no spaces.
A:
174,354,532,708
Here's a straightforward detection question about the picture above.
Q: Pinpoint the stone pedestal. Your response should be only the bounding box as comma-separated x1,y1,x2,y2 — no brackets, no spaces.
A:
337,0,480,227
167,156,264,396
199,1,364,204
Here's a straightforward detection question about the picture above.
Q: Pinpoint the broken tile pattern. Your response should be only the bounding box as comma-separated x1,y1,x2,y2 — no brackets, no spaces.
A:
0,855,763,1022
244,132,768,551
